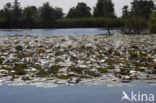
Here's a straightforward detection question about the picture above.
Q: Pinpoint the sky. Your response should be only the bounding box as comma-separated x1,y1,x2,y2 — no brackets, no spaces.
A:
0,0,134,17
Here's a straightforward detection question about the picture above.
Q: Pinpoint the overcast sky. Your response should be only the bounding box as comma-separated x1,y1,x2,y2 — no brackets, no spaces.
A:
0,0,134,16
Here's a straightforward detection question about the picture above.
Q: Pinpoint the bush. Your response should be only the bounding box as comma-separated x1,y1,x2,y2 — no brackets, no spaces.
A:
0,17,6,28
54,17,125,28
149,11,156,33
122,16,148,34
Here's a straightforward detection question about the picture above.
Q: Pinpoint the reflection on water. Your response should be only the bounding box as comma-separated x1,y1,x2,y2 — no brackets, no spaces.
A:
0,28,121,35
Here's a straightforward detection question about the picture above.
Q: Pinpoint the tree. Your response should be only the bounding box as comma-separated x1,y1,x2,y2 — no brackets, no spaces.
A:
67,2,91,18
131,0,155,19
93,0,115,18
22,6,38,28
122,5,129,18
122,0,155,34
149,11,156,33
12,0,22,27
0,17,6,28
67,7,78,18
39,2,55,27
54,7,64,19
3,3,12,27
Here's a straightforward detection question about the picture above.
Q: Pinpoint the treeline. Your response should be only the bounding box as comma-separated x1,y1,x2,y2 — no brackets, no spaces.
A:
0,0,155,34
54,18,124,28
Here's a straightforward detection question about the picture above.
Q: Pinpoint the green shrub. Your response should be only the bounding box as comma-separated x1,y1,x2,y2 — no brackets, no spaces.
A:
54,17,125,28
149,11,156,33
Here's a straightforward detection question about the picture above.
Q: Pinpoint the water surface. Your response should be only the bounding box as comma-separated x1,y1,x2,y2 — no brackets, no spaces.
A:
0,28,121,35
0,82,155,103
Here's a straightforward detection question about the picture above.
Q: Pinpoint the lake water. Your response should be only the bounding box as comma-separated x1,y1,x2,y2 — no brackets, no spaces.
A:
0,28,153,103
0,28,121,35
0,82,155,103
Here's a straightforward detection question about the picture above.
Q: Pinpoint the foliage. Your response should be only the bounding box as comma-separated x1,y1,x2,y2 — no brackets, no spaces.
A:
54,7,64,19
131,0,155,19
38,2,55,27
149,11,156,33
3,3,12,28
0,17,6,28
12,0,22,27
55,17,125,28
93,0,116,18
67,2,91,18
0,0,155,31
122,5,129,18
21,6,38,28
121,0,155,34
127,16,148,34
